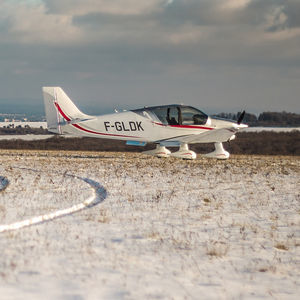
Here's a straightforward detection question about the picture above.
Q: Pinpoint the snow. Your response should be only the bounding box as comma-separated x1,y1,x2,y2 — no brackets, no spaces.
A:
0,135,54,140
243,127,300,132
0,175,106,233
0,150,299,299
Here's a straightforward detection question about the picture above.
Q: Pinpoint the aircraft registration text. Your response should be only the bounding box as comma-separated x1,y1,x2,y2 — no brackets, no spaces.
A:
104,121,144,132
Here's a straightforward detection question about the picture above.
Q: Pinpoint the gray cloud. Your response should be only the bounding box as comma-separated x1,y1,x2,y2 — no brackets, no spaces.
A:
0,0,299,114
284,0,300,28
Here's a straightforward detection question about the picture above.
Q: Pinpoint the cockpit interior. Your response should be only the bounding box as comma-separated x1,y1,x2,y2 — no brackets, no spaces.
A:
133,105,208,126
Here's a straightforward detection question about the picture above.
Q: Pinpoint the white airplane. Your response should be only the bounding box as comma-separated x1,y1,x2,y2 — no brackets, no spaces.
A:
43,87,248,160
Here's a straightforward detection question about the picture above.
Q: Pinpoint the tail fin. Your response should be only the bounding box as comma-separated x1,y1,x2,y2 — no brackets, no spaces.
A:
42,87,89,134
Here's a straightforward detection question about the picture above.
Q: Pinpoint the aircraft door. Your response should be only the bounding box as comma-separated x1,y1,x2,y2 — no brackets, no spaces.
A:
167,106,181,125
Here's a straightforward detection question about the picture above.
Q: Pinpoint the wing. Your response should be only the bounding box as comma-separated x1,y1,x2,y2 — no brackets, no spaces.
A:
160,127,237,144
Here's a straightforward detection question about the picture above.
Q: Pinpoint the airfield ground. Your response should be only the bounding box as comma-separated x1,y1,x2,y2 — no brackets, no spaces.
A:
0,150,299,299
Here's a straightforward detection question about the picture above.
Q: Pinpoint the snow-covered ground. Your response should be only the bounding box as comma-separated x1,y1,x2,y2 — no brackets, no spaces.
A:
0,150,299,299
0,135,54,140
243,127,300,132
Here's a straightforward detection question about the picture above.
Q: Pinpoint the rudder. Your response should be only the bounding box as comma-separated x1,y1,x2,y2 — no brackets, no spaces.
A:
42,87,89,134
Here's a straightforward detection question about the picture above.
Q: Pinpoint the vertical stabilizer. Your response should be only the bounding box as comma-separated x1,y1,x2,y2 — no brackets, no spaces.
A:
42,87,89,134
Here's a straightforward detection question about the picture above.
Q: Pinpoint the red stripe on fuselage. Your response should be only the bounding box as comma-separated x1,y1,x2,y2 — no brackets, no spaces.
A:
55,102,139,139
170,124,213,130
71,123,140,138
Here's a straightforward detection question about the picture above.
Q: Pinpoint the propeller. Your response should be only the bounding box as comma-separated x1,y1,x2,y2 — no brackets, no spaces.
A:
237,110,246,125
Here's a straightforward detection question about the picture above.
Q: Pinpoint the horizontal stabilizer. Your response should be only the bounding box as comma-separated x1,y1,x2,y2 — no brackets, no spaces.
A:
159,141,181,147
66,118,95,125
126,141,147,146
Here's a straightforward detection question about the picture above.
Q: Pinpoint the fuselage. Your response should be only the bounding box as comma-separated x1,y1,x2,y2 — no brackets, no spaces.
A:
59,104,245,143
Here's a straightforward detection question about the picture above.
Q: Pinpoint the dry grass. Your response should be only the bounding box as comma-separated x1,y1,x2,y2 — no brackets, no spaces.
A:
0,150,299,299
206,241,229,257
274,243,289,251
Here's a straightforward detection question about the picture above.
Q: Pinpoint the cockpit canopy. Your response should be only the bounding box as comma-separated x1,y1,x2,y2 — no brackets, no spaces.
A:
133,105,208,126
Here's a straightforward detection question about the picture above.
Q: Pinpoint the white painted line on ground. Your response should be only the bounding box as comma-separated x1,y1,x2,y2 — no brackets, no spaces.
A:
0,172,107,233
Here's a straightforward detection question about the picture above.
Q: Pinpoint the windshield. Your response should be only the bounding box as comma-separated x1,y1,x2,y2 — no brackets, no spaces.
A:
132,105,208,126
180,106,208,125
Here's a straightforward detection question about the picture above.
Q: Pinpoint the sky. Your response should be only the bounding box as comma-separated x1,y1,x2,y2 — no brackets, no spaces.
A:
0,0,299,115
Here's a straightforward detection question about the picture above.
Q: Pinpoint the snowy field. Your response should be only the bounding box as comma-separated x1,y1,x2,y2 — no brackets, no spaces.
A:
242,127,300,132
0,135,54,141
0,150,299,299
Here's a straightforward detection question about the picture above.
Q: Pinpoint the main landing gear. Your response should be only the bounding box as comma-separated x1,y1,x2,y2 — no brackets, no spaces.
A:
170,143,197,160
142,144,171,158
143,142,230,160
143,143,196,160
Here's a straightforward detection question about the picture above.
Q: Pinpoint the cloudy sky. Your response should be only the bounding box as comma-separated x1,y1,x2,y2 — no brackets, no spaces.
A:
0,0,299,115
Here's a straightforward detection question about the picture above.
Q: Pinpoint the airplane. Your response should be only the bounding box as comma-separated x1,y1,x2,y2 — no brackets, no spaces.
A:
43,87,248,160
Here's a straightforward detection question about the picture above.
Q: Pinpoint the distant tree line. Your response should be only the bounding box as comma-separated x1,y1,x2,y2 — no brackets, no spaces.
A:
0,126,49,135
212,111,300,126
0,131,299,155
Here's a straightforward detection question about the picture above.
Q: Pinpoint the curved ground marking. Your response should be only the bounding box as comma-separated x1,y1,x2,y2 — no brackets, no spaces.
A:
0,176,9,192
0,173,107,233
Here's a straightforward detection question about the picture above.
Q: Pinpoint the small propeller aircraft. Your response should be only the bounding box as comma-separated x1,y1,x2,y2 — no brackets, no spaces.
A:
43,87,247,160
